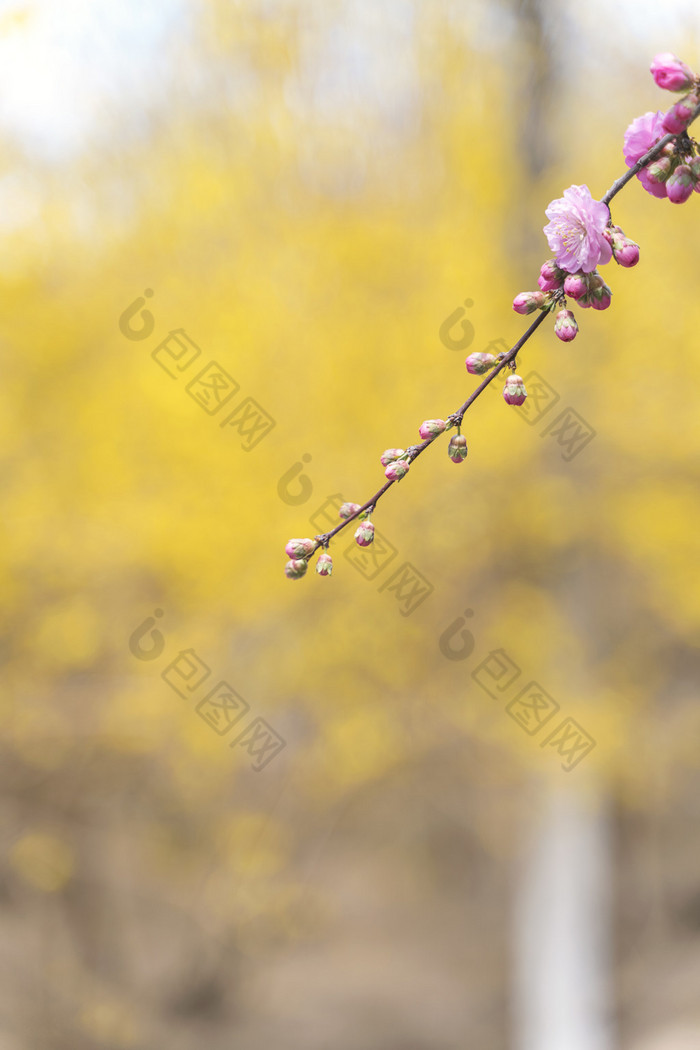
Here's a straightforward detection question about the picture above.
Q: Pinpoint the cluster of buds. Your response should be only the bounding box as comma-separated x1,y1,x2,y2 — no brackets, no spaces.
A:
511,227,633,344
627,54,700,203
285,52,700,582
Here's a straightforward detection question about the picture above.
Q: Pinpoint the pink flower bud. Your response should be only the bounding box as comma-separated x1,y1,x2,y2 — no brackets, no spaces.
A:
380,448,404,467
339,502,361,520
606,226,640,267
577,294,593,309
503,374,527,406
354,521,375,547
285,537,316,559
537,259,565,292
662,91,700,134
613,240,640,267
691,156,700,191
651,53,696,93
563,272,588,300
316,552,333,576
646,156,673,186
667,164,695,203
554,309,578,342
285,558,308,580
447,434,468,463
418,419,446,439
466,352,497,375
512,291,546,315
384,458,410,481
590,282,612,311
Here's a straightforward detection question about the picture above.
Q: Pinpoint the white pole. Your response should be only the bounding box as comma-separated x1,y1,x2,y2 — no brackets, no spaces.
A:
512,777,615,1050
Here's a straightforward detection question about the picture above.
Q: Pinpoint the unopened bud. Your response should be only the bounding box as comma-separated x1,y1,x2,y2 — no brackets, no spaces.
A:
354,521,375,547
690,156,700,192
590,282,612,311
512,291,546,315
646,156,673,186
385,458,410,481
380,448,404,467
563,272,588,300
447,434,468,463
418,419,446,439
554,309,578,342
285,558,308,580
651,53,696,93
503,374,527,406
662,91,700,135
466,352,497,375
316,552,333,576
667,164,695,203
613,239,640,267
339,502,361,520
285,538,315,559
537,259,565,292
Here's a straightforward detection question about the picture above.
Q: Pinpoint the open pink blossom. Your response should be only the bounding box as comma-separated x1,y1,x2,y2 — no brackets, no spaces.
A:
623,111,668,197
543,185,612,274
623,111,666,166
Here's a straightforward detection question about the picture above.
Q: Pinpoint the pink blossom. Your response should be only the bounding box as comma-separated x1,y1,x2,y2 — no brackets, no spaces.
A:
623,111,666,167
543,185,612,274
623,111,669,198
651,53,695,93
662,91,699,135
667,165,695,204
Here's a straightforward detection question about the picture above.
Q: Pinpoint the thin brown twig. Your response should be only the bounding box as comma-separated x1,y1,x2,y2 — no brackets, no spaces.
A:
306,104,700,558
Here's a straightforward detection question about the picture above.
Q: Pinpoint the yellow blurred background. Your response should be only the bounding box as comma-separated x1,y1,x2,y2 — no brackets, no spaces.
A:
3,1,700,1047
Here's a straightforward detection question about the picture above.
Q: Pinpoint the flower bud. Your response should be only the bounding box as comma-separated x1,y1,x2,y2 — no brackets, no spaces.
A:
606,225,640,267
667,164,695,203
418,419,446,439
512,291,547,315
466,352,497,375
503,374,527,406
554,309,578,342
339,502,361,520
384,458,410,481
651,53,696,93
316,552,333,576
447,434,468,463
563,272,588,300
285,537,315,559
646,156,673,187
690,156,700,191
354,521,375,547
662,91,700,135
380,448,404,467
537,259,565,292
285,558,308,580
590,282,612,311
613,240,640,267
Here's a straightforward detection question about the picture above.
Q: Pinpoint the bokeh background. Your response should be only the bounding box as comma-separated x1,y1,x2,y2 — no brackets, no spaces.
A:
3,1,700,1047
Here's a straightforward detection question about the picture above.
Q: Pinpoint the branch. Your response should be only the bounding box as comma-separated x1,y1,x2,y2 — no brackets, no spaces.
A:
284,83,700,577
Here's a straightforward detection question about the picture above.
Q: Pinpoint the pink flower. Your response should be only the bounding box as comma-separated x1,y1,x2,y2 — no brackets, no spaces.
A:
651,53,695,93
554,309,578,343
512,291,546,315
667,164,695,203
418,419,446,439
662,91,700,135
623,111,666,167
543,185,612,274
623,111,670,198
384,459,410,481
503,374,527,406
